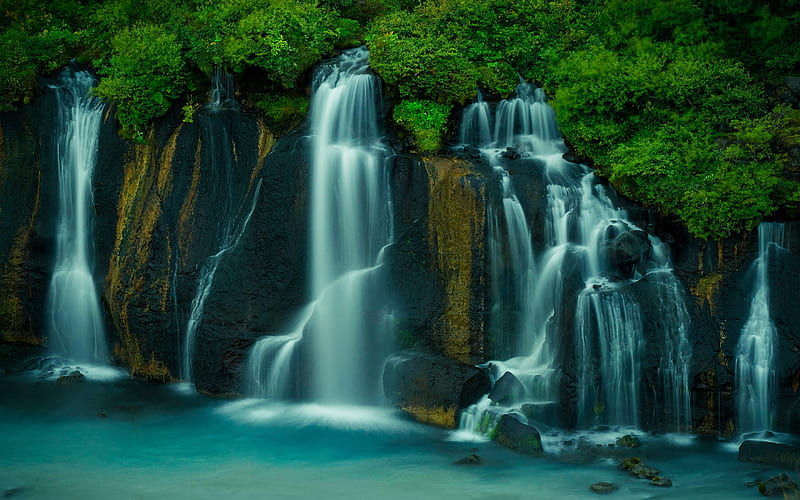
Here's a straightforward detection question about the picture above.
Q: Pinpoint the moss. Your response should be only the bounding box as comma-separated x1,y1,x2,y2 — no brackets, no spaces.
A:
400,403,457,428
107,126,179,381
0,161,40,345
426,157,486,363
693,272,723,313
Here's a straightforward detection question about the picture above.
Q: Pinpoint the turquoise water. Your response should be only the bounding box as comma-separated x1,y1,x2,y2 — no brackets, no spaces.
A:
0,373,790,499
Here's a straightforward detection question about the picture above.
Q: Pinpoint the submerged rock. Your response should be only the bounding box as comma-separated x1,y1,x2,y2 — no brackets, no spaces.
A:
382,350,491,428
494,413,543,456
56,370,85,385
615,434,641,448
500,147,521,160
590,482,618,494
651,477,673,487
757,474,799,497
619,457,659,480
739,440,800,470
454,454,481,465
488,371,526,406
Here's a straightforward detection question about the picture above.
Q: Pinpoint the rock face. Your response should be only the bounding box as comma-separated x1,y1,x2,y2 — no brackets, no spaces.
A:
493,413,544,456
1,64,799,435
382,350,490,428
739,440,800,470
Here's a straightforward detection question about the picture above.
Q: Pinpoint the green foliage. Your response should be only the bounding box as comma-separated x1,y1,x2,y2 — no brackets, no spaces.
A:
254,94,309,124
185,0,358,86
93,25,185,140
393,100,451,153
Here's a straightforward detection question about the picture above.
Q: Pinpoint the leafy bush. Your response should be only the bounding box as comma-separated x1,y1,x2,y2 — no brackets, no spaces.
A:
93,25,185,140
393,99,452,153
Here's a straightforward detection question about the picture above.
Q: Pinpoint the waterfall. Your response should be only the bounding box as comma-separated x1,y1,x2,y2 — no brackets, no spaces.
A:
736,222,785,432
45,66,108,364
575,286,643,426
246,47,393,406
457,81,692,435
181,70,262,384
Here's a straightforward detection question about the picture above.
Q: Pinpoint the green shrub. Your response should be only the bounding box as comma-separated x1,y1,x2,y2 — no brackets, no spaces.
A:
392,99,451,153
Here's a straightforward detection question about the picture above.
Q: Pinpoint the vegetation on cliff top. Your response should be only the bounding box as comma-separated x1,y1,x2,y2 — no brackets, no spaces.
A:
1,0,799,239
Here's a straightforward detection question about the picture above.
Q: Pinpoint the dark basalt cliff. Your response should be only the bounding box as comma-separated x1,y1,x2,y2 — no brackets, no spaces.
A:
0,78,798,434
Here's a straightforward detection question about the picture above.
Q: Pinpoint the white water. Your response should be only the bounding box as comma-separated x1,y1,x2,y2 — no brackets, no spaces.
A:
736,222,785,432
181,71,262,384
45,66,108,364
246,47,393,405
458,82,692,433
575,285,643,427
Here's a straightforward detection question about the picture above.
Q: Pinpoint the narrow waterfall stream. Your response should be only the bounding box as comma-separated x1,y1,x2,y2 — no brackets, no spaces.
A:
457,82,692,435
45,66,109,365
180,69,262,384
736,222,785,432
247,47,394,406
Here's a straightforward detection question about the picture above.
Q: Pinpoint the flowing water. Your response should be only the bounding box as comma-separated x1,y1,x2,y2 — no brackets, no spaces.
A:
736,222,785,432
458,83,691,432
247,47,394,405
0,373,787,500
45,66,108,365
181,70,262,384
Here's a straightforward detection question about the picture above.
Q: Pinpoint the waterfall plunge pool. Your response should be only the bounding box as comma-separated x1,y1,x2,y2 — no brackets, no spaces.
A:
0,373,790,499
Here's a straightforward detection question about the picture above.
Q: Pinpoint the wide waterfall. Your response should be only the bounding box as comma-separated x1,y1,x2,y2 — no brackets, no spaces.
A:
247,47,393,405
736,222,785,432
45,65,108,364
458,82,692,433
181,69,262,384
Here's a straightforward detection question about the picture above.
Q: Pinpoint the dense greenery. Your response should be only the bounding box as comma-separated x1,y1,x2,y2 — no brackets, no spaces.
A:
1,0,799,238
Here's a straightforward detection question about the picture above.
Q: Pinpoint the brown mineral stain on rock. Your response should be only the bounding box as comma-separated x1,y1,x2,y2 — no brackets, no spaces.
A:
425,157,486,364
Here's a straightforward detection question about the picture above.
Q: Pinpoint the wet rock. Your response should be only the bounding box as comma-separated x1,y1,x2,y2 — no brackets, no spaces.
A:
619,457,659,480
494,413,544,456
604,230,651,275
56,370,85,385
757,474,799,497
616,434,641,448
3,486,24,498
651,477,673,487
489,372,526,405
461,145,482,160
500,147,521,160
383,350,491,428
739,440,800,470
454,454,481,465
590,482,618,494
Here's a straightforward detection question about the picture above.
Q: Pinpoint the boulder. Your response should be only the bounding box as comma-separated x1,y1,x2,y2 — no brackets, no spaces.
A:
383,350,491,428
619,457,659,479
494,413,544,456
501,147,521,160
603,230,651,276
651,477,673,487
590,482,618,494
454,454,481,465
489,371,526,405
56,370,86,385
757,474,799,498
616,434,641,448
739,440,800,470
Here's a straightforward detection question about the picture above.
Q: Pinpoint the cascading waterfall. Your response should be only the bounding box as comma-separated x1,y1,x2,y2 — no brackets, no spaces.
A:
45,66,108,364
457,81,692,435
181,69,262,384
575,286,643,426
736,222,785,432
247,47,393,405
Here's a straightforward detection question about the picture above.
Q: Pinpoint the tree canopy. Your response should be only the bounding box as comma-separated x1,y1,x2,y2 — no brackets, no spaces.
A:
0,0,799,239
